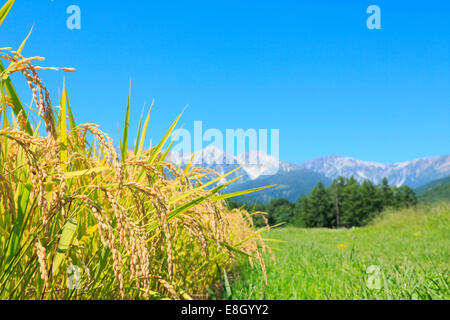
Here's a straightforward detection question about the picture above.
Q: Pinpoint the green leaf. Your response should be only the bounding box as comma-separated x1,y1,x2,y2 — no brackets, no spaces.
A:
183,153,196,175
171,166,243,204
1,80,9,128
65,87,76,132
52,218,78,275
136,100,154,158
93,248,110,283
222,269,232,300
121,82,131,163
0,0,15,27
64,166,109,179
60,78,68,170
221,243,251,257
0,61,33,134
211,184,275,201
148,113,182,165
133,106,144,155
232,222,286,248
4,182,31,266
146,177,238,232
160,125,184,163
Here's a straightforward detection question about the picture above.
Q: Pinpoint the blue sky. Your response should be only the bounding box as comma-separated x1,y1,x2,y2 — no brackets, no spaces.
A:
2,0,449,163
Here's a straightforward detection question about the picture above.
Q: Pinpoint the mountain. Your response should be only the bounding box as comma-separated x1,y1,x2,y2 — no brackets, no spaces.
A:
298,155,450,188
225,169,331,203
166,146,327,203
416,176,450,203
166,148,450,203
166,146,298,183
166,146,240,179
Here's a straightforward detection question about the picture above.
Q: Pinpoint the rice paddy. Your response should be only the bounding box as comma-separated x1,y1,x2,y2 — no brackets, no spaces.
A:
0,0,270,300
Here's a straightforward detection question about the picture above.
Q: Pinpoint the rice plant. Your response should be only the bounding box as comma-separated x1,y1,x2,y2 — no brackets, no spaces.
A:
0,0,271,300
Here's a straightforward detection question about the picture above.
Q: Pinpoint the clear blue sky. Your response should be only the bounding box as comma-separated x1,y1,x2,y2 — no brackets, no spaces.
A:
2,0,449,163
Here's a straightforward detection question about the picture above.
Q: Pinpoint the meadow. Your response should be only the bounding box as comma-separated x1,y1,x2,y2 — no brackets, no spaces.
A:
231,204,450,300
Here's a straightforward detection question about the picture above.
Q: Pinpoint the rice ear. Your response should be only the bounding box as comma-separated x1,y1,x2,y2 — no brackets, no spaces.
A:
0,44,270,299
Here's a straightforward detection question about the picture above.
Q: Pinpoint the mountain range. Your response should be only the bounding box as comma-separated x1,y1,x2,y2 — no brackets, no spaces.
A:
166,147,450,203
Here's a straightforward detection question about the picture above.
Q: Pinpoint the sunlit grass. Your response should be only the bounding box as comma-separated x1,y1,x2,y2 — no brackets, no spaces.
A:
232,204,450,300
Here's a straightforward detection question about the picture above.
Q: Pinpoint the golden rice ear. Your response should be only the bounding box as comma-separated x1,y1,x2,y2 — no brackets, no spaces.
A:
1,60,32,134
3,26,33,77
0,7,270,298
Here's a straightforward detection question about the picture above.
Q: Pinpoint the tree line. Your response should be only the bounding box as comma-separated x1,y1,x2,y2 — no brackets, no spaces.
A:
228,177,418,228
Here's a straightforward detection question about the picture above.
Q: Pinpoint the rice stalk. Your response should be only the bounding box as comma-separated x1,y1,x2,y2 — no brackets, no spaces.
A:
0,1,271,300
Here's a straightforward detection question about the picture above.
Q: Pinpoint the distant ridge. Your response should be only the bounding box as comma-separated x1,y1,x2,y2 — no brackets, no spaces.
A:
166,148,450,203
416,176,450,203
225,169,331,203
298,155,450,188
416,175,450,194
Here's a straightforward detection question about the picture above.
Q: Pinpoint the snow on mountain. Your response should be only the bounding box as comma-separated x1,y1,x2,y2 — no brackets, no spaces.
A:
237,151,296,179
298,155,450,188
166,146,294,182
167,148,450,189
166,146,238,178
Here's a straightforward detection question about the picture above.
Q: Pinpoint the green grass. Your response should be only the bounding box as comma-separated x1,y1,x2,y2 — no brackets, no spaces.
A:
231,204,450,300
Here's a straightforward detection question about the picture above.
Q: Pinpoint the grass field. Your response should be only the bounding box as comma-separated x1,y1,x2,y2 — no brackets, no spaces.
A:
231,204,449,300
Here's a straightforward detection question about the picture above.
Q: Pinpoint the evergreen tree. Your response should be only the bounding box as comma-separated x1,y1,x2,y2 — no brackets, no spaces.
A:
340,178,365,227
294,195,311,227
330,177,346,228
396,186,418,208
267,198,295,225
303,182,333,228
381,177,394,207
231,175,417,230
361,180,383,224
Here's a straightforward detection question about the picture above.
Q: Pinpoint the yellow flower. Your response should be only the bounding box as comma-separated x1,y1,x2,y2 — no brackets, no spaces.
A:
337,244,347,248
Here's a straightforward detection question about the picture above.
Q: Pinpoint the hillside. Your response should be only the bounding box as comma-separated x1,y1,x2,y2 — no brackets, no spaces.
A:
225,169,331,203
416,175,450,194
417,176,450,203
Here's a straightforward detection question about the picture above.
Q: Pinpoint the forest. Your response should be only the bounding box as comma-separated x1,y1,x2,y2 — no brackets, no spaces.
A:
228,177,418,228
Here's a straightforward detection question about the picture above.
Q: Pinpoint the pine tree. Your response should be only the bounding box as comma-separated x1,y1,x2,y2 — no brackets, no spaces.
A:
396,186,418,208
361,180,383,224
305,182,333,228
293,195,308,227
381,177,394,207
267,198,295,225
340,178,365,227
330,177,346,228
